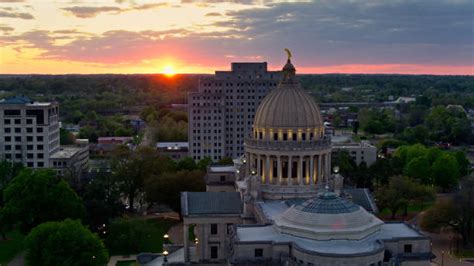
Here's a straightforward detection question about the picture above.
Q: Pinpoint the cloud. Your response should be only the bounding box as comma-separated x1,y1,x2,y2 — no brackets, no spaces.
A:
0,25,14,32
62,3,168,18
0,10,33,19
61,6,122,18
205,12,222,16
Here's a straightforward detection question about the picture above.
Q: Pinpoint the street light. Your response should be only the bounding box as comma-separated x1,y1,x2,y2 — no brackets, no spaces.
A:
163,250,169,262
251,169,256,175
333,166,339,174
164,234,169,244
441,250,444,266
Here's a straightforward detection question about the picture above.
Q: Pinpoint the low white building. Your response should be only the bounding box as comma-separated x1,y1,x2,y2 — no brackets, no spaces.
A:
332,141,377,166
49,139,89,177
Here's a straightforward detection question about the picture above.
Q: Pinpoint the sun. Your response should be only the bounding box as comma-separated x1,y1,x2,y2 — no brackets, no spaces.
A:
162,65,176,77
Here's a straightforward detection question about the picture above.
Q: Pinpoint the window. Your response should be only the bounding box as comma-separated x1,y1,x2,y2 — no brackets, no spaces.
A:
4,128,10,133
15,145,21,150
14,119,21,124
4,110,20,116
37,128,43,133
5,145,11,150
210,224,218,235
37,145,43,150
26,128,33,133
254,248,263,257
15,154,21,159
283,133,287,141
5,154,11,159
37,162,44,167
15,128,21,133
27,162,34,167
220,175,226,182
4,119,10,124
26,119,33,124
302,133,306,141
27,153,33,159
37,136,43,141
27,145,33,150
210,246,218,259
5,136,11,142
15,136,21,142
404,244,412,253
27,136,33,142
37,153,43,159
273,133,278,140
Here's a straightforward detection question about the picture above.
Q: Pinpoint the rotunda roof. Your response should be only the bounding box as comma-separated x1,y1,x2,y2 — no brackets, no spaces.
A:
253,55,324,129
294,192,360,214
274,192,384,240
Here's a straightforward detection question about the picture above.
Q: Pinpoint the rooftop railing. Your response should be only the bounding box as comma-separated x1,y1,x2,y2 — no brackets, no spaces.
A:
244,137,331,151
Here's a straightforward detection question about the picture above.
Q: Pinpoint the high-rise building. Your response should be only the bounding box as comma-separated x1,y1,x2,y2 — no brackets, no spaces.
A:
0,95,89,176
188,62,280,161
0,95,60,168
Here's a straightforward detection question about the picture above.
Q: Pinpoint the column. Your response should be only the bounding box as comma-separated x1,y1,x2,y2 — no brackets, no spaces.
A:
305,157,310,185
184,224,189,262
287,155,292,186
309,155,314,185
277,156,282,185
326,153,331,185
265,155,270,184
298,156,303,185
257,154,261,179
317,154,322,186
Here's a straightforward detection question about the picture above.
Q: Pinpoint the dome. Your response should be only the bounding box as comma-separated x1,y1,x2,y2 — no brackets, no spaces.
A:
253,58,324,129
274,192,383,240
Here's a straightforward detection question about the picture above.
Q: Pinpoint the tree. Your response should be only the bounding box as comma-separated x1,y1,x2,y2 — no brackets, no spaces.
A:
176,157,197,171
145,170,206,216
404,156,431,184
0,169,86,233
421,179,474,246
352,120,359,135
218,157,234,165
60,128,76,145
0,160,24,239
453,151,470,177
376,176,434,219
111,146,175,210
80,173,124,231
24,219,108,265
197,156,212,171
431,153,460,190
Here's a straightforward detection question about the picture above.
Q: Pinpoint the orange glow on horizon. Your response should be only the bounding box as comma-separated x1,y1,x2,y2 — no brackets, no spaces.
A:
162,65,177,77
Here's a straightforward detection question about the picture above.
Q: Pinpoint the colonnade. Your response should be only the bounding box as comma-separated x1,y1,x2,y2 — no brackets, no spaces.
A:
246,152,331,186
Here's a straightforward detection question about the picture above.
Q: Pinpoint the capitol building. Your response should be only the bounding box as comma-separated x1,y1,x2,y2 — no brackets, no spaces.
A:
177,54,432,266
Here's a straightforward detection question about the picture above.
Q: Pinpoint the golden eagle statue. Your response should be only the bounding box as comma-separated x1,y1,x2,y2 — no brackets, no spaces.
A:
284,48,292,60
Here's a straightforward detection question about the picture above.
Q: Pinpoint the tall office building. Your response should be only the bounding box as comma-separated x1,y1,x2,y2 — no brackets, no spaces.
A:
188,62,280,161
0,95,60,168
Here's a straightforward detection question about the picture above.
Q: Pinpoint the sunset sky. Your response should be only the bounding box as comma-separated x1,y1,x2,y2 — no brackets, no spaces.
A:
0,0,473,75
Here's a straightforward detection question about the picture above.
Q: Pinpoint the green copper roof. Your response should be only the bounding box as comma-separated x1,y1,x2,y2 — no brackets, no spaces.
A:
294,192,360,214
0,95,33,105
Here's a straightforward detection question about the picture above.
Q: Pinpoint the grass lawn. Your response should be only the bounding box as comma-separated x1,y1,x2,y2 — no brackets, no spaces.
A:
107,217,178,256
454,249,474,258
379,202,433,218
115,260,138,266
0,230,25,265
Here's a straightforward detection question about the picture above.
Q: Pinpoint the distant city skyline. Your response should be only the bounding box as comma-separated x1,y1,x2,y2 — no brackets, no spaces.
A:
0,0,472,75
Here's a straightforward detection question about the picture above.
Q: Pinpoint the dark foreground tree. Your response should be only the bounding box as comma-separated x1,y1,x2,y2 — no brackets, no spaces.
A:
0,160,23,239
376,176,434,219
145,170,206,216
421,179,474,246
24,219,108,266
0,169,85,233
